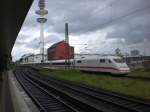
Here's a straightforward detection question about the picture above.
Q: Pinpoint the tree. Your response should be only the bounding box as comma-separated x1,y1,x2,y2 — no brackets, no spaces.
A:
115,48,123,57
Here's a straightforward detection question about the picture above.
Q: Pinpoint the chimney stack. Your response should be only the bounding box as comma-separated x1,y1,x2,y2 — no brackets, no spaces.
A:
65,23,69,44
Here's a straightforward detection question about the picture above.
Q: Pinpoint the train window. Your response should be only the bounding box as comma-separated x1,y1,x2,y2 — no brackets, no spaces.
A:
114,59,124,63
100,59,105,63
52,62,71,65
108,60,112,63
77,60,82,63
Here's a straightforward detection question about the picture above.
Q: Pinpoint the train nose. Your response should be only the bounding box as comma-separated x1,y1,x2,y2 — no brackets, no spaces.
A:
119,67,130,73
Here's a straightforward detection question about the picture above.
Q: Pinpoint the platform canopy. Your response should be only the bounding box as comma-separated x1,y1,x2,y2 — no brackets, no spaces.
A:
0,0,33,57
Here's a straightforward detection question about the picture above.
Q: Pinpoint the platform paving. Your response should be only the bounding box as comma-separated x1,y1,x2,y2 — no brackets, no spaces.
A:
1,71,14,112
8,70,39,112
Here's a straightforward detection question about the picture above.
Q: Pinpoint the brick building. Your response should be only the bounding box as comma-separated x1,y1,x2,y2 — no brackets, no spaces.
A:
47,41,74,60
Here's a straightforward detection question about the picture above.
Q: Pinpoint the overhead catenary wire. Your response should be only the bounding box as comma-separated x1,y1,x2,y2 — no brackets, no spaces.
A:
71,3,150,51
98,4,150,29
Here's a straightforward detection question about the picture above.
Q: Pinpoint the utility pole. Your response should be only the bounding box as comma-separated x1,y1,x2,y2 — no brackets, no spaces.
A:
144,38,146,56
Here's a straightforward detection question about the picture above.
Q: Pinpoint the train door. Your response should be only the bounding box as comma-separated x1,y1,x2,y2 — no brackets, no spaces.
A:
99,58,107,72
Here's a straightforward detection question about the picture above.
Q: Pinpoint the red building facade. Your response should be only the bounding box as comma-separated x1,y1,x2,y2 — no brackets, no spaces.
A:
47,41,74,60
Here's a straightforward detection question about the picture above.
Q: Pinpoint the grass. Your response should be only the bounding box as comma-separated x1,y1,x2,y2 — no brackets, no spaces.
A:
128,68,150,78
37,67,150,100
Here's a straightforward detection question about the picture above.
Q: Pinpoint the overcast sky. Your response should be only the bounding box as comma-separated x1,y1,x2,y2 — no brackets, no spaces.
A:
12,0,150,61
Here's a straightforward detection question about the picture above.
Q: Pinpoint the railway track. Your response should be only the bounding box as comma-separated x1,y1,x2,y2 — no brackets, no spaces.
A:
14,70,103,112
14,71,75,112
14,68,150,112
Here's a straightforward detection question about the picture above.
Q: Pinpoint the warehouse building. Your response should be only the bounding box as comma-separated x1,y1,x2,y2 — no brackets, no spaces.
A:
20,54,34,63
123,56,150,69
20,53,47,64
47,40,74,60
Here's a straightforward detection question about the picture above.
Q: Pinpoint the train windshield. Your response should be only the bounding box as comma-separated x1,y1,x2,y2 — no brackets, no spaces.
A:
113,59,124,63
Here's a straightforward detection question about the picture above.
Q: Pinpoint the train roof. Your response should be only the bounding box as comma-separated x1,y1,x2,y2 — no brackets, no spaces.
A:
75,55,121,60
44,56,122,63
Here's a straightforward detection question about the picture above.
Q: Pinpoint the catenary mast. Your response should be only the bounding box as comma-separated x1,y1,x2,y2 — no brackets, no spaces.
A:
35,0,48,63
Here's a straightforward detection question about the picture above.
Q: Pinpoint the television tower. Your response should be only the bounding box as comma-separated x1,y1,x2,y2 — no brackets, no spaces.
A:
35,0,48,62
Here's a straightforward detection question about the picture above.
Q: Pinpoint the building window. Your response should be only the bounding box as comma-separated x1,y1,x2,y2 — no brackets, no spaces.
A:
100,59,105,63
77,60,82,63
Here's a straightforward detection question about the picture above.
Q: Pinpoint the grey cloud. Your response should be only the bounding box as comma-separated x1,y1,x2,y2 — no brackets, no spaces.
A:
20,0,150,42
15,41,26,46
24,34,61,49
106,9,150,44
25,38,40,49
45,35,60,44
15,34,30,46
45,0,150,35
17,34,29,41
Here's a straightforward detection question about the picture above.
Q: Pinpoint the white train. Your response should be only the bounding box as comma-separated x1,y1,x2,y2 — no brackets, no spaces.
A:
46,56,130,74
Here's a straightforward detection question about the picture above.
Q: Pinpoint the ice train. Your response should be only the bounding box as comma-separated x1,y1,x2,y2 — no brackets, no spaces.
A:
46,56,130,74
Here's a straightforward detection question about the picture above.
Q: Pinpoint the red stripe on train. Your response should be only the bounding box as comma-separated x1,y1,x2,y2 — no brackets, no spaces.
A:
76,66,128,71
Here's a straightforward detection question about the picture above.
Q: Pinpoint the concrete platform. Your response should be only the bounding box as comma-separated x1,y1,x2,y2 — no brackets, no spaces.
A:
1,70,39,112
8,70,39,112
1,71,14,112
